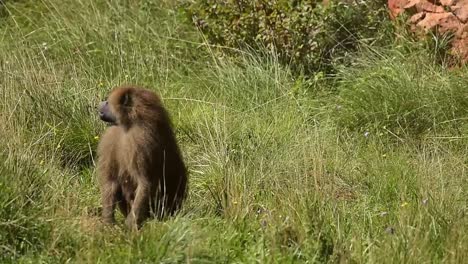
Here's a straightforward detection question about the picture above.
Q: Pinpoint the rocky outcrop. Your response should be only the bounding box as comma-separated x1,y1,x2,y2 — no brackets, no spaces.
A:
388,0,468,64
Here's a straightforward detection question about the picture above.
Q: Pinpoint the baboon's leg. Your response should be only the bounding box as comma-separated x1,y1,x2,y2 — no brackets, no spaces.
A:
125,179,150,230
101,180,120,224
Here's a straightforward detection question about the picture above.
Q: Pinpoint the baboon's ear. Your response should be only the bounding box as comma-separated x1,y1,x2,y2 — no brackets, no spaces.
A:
120,91,132,106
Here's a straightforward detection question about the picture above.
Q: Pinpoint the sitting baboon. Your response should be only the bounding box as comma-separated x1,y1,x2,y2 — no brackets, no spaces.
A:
97,85,187,230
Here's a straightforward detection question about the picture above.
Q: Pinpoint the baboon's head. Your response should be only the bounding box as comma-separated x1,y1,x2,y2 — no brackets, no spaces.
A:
98,86,162,128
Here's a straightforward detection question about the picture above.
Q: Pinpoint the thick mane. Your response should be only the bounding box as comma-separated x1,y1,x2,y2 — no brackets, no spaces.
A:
132,89,165,128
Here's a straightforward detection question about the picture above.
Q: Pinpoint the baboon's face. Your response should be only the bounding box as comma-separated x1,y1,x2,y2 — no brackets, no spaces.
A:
98,100,117,124
98,88,133,125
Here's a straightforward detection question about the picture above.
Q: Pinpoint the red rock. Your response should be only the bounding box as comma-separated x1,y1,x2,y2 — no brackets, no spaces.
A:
388,0,410,18
440,0,454,6
388,0,468,65
409,12,426,23
404,0,445,13
452,0,468,22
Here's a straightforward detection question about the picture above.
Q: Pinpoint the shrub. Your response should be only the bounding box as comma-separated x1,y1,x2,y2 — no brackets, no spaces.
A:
186,0,393,75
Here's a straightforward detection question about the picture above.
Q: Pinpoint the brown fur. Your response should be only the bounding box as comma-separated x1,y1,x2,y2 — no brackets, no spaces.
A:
97,85,187,230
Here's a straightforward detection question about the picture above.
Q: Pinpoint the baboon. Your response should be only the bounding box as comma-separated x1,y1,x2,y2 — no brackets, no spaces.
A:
97,85,187,230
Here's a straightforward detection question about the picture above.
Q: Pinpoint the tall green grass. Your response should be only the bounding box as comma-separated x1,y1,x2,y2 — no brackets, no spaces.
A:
335,48,468,138
0,0,467,263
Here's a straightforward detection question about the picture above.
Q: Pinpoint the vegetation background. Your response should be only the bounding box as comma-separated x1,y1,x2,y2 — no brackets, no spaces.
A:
0,0,467,263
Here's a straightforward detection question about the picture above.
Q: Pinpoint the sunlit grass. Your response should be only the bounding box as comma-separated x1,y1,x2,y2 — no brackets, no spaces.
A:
0,0,467,263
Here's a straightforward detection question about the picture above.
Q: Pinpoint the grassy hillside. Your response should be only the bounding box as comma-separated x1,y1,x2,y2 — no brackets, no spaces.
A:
0,0,467,263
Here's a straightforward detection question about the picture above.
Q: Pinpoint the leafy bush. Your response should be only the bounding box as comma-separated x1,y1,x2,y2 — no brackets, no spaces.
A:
186,0,392,74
